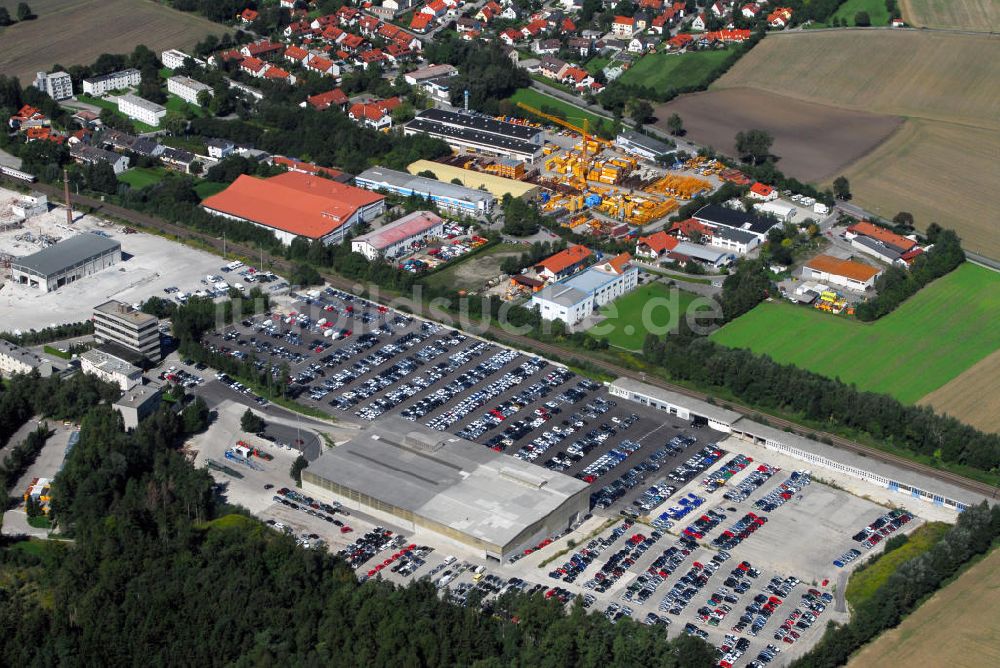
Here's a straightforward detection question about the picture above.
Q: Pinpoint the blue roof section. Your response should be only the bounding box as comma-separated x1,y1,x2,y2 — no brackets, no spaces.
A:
562,266,623,293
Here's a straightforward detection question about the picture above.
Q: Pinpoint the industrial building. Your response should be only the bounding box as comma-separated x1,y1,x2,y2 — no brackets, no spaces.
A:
608,378,741,432
82,68,141,96
93,300,162,362
166,75,212,105
803,255,882,291
203,171,386,245
33,71,73,100
301,417,590,560
79,349,143,391
531,253,638,326
845,221,919,265
354,166,495,216
406,160,539,200
693,204,781,244
0,340,53,378
351,210,444,261
116,94,167,127
404,109,544,163
9,233,122,293
614,130,673,162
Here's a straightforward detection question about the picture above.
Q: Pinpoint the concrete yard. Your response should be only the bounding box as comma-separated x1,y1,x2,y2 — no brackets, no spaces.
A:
0,186,233,331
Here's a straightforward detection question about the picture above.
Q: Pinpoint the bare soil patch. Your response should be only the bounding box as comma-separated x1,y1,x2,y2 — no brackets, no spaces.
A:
655,88,902,183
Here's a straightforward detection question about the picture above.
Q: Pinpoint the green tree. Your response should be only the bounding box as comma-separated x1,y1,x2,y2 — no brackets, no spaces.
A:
0,7,11,25
833,175,851,200
735,129,773,165
892,211,915,232
289,262,322,287
924,222,942,244
240,408,266,434
163,111,188,136
196,89,213,108
630,99,654,126
16,2,32,20
182,396,210,434
85,162,119,195
855,10,871,26
667,112,684,136
290,454,308,486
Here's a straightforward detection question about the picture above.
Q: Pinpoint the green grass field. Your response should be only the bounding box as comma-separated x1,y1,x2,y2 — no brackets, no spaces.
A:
77,93,158,132
589,283,715,350
118,167,169,189
508,88,608,132
165,94,206,118
832,0,891,25
585,57,609,74
194,181,228,200
710,263,1000,403
846,521,950,609
619,49,732,90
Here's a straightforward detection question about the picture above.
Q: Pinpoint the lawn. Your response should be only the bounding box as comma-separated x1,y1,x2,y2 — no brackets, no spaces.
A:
619,49,732,90
119,167,169,189
845,521,950,610
832,0,892,25
194,181,228,200
589,283,715,351
710,263,1000,403
508,88,608,133
77,93,159,132
585,57,609,75
165,94,206,118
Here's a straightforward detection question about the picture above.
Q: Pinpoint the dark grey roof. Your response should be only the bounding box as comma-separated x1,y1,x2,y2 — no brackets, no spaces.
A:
710,225,758,245
161,146,195,163
694,204,779,236
416,108,541,142
616,130,672,156
406,118,541,157
12,233,120,277
853,234,904,259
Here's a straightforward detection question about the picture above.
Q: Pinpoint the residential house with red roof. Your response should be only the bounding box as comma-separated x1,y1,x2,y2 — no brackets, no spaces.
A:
9,105,48,130
422,0,448,17
611,15,636,37
691,13,707,30
239,8,259,23
410,13,433,32
748,182,777,201
635,231,679,259
768,7,792,27
240,57,270,78
499,28,522,45
285,45,309,64
348,97,402,130
305,89,350,111
535,245,593,282
357,49,387,69
241,40,284,59
264,66,296,84
742,3,761,18
667,33,694,49
202,171,386,246
304,56,340,76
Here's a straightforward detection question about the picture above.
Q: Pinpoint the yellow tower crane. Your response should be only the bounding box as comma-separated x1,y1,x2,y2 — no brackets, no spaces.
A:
514,102,612,166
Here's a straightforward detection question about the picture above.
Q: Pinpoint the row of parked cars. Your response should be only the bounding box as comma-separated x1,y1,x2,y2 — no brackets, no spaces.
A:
852,508,913,550
722,463,779,503
754,470,811,512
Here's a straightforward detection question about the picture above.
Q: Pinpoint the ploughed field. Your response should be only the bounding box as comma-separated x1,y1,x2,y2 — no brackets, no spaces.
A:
653,87,902,183
0,0,226,84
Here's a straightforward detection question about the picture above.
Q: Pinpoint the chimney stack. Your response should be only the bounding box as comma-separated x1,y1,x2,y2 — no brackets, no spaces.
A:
63,169,72,225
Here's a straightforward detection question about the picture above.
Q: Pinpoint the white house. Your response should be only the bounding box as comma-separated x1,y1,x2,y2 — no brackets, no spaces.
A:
82,69,141,96
166,75,212,105
80,349,143,391
117,94,166,127
531,253,638,326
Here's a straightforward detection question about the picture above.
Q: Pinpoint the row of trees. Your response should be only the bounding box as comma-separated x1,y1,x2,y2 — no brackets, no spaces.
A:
0,3,34,25
0,321,94,347
855,229,965,320
792,502,1000,668
0,425,49,496
0,381,717,666
641,328,1000,474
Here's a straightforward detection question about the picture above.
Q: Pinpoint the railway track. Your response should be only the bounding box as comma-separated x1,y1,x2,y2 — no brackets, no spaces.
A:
12,177,997,500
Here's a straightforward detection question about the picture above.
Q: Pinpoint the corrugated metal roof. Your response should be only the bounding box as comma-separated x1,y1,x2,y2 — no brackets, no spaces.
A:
12,233,120,277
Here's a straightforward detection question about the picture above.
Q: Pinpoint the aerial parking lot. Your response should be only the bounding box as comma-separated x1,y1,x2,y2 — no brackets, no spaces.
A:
186,286,933,666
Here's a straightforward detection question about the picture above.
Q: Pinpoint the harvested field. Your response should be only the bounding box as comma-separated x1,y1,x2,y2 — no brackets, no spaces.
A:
0,0,226,85
712,31,1000,130
901,0,999,32
919,348,1000,434
835,118,1000,259
654,88,902,182
848,547,1000,668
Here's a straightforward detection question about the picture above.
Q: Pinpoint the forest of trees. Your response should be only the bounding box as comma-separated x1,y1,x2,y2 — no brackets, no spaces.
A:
0,388,718,667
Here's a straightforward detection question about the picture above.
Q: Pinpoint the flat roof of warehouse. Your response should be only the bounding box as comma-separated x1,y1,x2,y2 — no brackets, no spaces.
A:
12,233,120,276
417,108,542,141
352,210,443,250
355,166,495,204
406,118,542,157
407,160,538,199
305,417,588,546
609,377,742,426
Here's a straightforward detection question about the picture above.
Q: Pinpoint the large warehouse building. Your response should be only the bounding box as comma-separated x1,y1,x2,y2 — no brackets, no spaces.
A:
202,171,386,245
355,166,495,216
404,109,544,163
350,210,444,261
302,417,590,560
9,233,121,293
407,159,540,200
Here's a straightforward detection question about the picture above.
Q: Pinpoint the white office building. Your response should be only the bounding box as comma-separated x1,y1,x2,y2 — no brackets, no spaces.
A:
351,211,444,260
33,71,74,100
117,94,167,127
93,300,162,361
82,68,141,96
79,349,143,391
0,340,53,378
167,75,212,105
531,253,639,326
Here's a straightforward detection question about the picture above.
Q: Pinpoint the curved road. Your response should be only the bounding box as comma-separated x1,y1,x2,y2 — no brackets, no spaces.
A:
10,176,998,500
